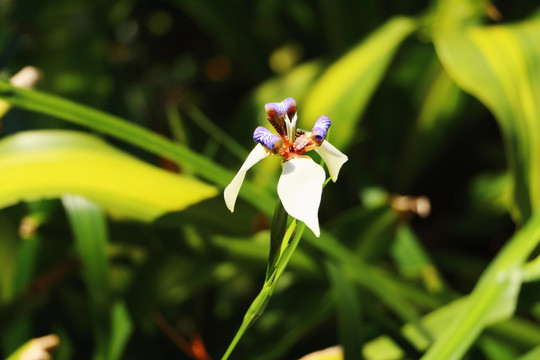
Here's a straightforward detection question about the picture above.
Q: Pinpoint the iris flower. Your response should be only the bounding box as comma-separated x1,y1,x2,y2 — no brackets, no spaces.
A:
224,98,348,237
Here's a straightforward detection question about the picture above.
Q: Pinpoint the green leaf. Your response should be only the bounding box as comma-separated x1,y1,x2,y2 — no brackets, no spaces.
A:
391,224,443,292
63,195,110,310
0,83,275,216
326,261,363,360
63,196,133,360
302,17,417,149
0,215,19,304
63,195,111,359
362,336,404,360
0,130,218,221
422,210,540,360
6,334,59,360
478,335,519,360
397,62,465,189
305,230,432,338
433,10,540,222
266,200,289,281
108,301,133,360
517,345,540,360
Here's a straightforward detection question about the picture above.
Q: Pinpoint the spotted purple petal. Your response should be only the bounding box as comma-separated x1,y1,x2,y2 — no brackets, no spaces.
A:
311,116,331,142
253,126,283,150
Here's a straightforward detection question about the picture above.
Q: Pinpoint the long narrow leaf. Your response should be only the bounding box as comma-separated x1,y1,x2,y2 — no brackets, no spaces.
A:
326,261,363,360
0,82,275,215
303,17,417,149
62,195,111,359
422,210,540,360
0,130,218,221
433,5,540,222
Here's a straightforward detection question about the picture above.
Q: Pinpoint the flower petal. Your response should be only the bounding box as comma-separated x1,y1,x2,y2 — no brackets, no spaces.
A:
224,144,270,212
315,140,348,182
311,115,331,142
277,157,325,237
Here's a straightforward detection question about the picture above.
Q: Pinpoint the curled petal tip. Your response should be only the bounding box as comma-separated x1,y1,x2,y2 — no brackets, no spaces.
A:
265,98,297,116
253,126,283,150
315,140,348,182
311,116,331,142
281,97,297,116
265,102,281,117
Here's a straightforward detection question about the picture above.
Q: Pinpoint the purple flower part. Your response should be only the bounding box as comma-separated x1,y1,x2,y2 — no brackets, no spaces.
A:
311,116,331,142
253,126,283,150
280,97,297,120
264,98,298,138
264,97,297,117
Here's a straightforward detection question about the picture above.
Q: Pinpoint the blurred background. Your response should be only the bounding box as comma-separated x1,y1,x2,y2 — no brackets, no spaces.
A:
1,0,540,359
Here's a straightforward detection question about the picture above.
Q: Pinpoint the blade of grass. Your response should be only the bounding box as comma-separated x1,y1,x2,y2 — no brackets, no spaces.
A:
433,5,540,222
422,210,540,360
186,105,249,161
62,195,111,360
0,130,218,221
108,301,132,360
517,345,540,360
0,82,275,215
326,261,363,360
303,17,417,149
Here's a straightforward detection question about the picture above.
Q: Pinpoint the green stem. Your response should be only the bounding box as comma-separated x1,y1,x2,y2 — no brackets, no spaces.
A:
222,220,306,360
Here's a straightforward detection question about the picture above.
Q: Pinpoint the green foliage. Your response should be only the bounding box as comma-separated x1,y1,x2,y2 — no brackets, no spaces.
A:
1,0,540,359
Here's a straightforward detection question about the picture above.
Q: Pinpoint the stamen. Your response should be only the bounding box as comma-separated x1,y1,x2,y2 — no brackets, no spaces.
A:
266,98,298,143
284,113,297,143
311,116,331,142
253,126,283,150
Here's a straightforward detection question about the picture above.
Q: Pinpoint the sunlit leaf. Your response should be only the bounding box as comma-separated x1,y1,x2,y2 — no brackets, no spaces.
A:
518,345,540,360
0,130,218,221
0,82,275,216
362,336,404,360
6,334,59,360
298,346,343,360
434,7,540,222
303,17,417,149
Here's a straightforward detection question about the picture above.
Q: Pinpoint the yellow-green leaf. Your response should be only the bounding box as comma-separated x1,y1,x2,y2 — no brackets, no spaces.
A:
302,17,417,149
0,130,218,221
434,12,540,222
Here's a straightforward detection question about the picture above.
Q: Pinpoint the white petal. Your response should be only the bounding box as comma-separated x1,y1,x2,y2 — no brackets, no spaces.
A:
277,157,325,237
224,144,270,212
315,140,348,182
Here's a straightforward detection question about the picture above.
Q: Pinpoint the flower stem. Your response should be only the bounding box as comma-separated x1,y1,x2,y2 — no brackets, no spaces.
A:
221,219,306,360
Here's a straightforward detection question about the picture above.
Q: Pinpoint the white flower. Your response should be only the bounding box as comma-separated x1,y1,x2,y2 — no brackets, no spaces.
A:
224,98,348,237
